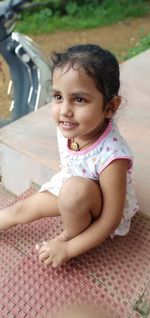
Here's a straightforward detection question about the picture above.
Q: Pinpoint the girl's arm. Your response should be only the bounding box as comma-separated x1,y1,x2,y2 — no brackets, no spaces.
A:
67,159,129,258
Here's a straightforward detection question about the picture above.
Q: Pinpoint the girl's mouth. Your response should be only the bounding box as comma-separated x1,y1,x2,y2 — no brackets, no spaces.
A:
59,121,78,129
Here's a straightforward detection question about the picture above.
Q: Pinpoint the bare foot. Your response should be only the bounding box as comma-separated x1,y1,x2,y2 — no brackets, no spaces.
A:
35,230,68,251
51,230,69,242
35,235,70,267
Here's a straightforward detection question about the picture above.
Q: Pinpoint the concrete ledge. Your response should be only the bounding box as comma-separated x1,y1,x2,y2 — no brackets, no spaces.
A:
0,105,59,194
117,50,150,216
0,50,150,216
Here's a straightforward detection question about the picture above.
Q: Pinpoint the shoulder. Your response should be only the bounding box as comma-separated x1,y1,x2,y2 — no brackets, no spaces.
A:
101,120,132,155
107,121,132,152
97,120,133,174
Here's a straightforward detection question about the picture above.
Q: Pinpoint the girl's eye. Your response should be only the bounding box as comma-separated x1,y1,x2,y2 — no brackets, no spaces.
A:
53,94,62,101
75,97,86,103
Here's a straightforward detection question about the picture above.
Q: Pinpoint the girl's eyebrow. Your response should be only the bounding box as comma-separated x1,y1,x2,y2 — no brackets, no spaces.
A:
71,91,91,96
52,89,61,94
52,89,91,97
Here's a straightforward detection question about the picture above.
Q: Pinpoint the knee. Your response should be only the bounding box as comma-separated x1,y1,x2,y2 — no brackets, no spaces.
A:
58,176,91,211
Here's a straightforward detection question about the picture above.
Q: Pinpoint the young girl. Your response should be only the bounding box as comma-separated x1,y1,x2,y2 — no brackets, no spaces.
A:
0,44,138,268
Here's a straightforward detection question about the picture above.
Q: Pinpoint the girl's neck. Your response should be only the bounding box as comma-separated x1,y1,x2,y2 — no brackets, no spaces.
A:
69,120,109,151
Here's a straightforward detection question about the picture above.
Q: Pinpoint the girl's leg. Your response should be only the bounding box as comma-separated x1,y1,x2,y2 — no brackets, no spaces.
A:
58,176,102,239
0,191,60,231
37,176,102,266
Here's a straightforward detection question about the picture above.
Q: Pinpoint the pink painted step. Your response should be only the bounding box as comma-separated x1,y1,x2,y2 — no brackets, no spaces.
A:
0,185,150,318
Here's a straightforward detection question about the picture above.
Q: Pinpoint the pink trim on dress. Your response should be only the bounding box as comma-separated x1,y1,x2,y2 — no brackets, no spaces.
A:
67,120,112,155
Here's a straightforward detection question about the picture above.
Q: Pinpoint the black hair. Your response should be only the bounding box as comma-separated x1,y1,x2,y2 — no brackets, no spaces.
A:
51,44,120,107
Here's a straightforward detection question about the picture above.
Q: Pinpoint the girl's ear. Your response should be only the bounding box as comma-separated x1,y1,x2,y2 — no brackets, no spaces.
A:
104,96,121,118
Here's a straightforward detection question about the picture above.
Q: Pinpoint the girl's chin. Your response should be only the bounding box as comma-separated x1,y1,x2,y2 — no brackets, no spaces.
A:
59,126,78,138
60,130,75,139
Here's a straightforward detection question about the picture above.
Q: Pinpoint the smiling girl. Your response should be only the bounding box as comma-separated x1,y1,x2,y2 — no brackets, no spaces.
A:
0,44,138,267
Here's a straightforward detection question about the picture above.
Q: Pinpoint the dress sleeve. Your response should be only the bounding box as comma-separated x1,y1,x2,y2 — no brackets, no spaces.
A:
97,137,133,175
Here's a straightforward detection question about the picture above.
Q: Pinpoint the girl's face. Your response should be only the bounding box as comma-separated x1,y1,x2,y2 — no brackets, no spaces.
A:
52,64,111,143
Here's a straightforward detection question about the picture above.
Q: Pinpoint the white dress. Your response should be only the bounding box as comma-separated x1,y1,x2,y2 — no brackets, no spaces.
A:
40,120,139,237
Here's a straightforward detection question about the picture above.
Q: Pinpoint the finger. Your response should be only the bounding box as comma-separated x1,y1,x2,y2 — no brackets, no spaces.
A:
52,259,63,268
35,244,40,250
38,243,50,255
39,250,50,262
52,261,59,268
41,240,46,246
35,240,46,251
44,256,54,266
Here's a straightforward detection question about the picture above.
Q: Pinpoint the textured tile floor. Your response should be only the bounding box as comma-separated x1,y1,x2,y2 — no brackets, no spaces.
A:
0,184,150,318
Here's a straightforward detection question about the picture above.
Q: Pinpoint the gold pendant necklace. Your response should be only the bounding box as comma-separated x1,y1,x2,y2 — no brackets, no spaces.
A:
69,121,108,151
70,141,80,151
70,132,101,151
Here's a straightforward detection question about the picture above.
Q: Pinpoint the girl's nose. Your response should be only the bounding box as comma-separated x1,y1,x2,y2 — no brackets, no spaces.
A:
60,102,73,117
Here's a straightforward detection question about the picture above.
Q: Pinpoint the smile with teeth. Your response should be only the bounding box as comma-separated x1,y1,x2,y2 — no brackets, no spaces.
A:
60,121,77,129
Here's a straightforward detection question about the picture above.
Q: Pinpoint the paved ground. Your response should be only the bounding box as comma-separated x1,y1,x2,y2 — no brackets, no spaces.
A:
0,184,150,318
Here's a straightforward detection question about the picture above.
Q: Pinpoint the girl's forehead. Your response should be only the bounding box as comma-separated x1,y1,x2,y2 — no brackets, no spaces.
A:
51,64,104,97
53,63,87,79
52,66,104,99
52,63,103,95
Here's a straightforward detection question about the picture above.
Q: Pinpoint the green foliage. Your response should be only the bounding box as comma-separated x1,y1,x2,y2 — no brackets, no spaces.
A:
124,34,150,60
15,0,150,34
66,2,79,16
17,8,52,34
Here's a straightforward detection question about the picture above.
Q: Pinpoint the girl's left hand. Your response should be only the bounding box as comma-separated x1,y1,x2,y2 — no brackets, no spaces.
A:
36,240,70,268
